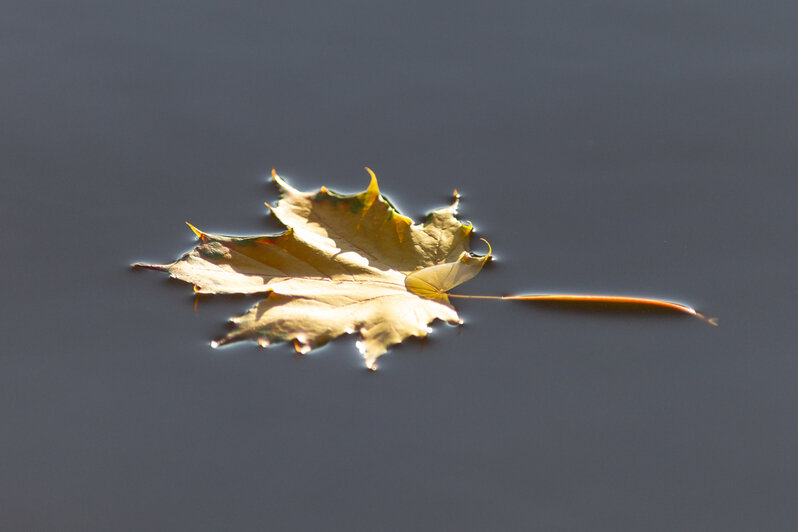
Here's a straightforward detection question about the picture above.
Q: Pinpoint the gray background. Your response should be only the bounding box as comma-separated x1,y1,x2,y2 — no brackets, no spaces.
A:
3,1,797,530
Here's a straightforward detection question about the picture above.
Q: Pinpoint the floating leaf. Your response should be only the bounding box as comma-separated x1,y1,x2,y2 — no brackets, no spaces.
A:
136,169,490,369
136,168,714,370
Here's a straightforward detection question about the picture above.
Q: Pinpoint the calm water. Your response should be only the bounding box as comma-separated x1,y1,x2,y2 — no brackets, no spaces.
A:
3,1,798,530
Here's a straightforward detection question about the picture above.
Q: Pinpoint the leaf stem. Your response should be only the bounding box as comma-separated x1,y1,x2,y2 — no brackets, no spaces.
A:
447,293,718,325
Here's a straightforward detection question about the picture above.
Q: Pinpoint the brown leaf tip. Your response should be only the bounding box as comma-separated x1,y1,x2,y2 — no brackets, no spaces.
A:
185,221,206,241
293,338,311,354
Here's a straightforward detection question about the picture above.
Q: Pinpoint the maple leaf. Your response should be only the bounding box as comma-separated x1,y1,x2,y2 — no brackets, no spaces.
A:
137,168,716,370
136,169,490,369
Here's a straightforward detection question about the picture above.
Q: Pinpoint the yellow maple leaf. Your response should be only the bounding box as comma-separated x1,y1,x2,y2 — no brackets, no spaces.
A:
136,169,490,369
137,168,716,370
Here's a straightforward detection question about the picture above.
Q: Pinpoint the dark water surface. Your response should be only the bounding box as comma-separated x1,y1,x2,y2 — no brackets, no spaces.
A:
3,2,798,530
